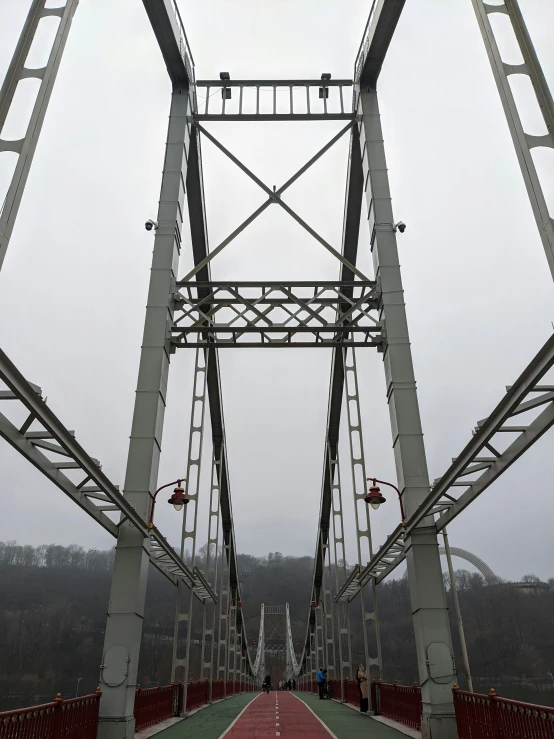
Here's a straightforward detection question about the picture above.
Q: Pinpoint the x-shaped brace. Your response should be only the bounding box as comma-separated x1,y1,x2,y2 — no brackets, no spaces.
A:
180,121,370,283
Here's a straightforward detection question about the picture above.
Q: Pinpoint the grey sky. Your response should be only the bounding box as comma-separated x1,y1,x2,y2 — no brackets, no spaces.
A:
0,0,553,583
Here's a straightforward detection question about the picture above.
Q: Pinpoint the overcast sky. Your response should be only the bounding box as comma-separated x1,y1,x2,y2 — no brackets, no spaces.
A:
0,0,553,583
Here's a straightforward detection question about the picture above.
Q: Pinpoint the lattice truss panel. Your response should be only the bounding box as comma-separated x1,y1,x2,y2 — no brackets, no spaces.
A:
337,334,554,597
172,282,381,348
194,79,355,121
0,348,215,602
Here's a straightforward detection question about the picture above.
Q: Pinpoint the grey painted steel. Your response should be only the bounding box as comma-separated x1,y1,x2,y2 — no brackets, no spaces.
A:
97,87,191,739
180,123,355,284
195,79,354,121
443,530,474,693
0,348,216,599
354,0,406,87
201,451,222,697
216,539,231,689
322,537,337,679
285,603,300,680
341,328,554,593
329,450,353,689
0,0,79,272
172,281,380,348
470,0,554,279
184,123,369,283
343,347,382,683
437,546,500,586
357,86,457,737
141,0,194,90
171,347,209,709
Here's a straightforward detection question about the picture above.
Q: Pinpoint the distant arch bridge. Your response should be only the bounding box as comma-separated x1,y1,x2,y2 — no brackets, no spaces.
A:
438,546,500,586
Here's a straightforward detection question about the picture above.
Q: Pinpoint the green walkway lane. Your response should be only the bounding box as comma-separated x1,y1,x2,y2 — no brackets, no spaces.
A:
294,691,411,738
152,692,259,739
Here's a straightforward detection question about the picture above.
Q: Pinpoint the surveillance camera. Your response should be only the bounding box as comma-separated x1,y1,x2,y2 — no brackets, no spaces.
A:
145,219,158,232
393,221,406,233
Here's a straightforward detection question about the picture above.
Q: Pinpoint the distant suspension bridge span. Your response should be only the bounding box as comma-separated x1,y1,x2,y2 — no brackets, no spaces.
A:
0,1,553,738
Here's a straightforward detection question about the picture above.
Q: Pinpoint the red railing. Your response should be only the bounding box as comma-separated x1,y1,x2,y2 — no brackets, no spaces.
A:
185,680,209,712
134,683,181,732
373,681,422,730
211,679,224,701
344,679,360,708
0,691,101,739
328,679,341,701
225,680,235,696
453,688,554,739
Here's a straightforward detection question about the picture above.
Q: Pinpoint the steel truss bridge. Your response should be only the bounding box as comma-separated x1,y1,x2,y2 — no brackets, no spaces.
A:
0,1,553,738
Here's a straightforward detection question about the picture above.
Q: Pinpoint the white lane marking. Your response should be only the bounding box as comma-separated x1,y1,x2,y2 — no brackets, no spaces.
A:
289,692,339,739
217,692,262,739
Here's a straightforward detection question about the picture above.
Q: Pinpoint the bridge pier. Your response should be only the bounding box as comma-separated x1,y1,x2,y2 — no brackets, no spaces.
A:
357,86,458,739
96,86,191,739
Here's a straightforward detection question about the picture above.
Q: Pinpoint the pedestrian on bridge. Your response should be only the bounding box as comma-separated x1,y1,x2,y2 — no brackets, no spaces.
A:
264,673,271,694
357,663,368,713
316,667,326,699
292,678,297,690
287,678,292,690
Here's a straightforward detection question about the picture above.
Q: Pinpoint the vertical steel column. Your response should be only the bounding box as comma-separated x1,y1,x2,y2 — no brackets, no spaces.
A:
343,347,382,685
171,346,208,711
471,0,554,279
357,86,457,739
329,448,353,690
228,601,238,686
0,0,79,271
97,88,191,739
216,538,231,692
322,538,337,679
314,599,325,674
200,450,222,699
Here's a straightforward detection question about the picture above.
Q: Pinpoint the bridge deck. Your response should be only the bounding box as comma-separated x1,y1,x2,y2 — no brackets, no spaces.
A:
150,690,410,739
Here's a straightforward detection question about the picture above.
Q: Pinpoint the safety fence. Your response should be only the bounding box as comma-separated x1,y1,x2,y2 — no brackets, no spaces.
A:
372,681,422,731
0,691,101,739
134,683,182,732
185,681,209,713
453,687,554,739
211,679,225,701
344,679,360,708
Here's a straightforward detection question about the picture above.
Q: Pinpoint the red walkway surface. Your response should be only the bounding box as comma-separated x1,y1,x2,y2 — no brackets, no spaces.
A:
222,691,334,738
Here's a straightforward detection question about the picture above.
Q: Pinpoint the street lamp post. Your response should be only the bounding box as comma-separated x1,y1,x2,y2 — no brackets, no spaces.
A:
364,477,406,527
148,478,188,530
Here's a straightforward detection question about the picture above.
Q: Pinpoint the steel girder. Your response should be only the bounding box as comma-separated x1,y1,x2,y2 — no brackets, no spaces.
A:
336,333,554,598
354,0,406,86
0,0,79,272
171,281,381,348
194,79,355,122
0,347,215,602
141,0,194,90
470,0,554,280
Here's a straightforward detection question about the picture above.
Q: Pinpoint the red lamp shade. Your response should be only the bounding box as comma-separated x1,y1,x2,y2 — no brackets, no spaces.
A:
237,600,243,609
364,482,386,510
310,599,317,608
168,485,189,511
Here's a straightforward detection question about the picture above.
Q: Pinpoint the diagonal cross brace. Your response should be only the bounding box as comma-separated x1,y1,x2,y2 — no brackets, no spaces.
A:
180,121,370,283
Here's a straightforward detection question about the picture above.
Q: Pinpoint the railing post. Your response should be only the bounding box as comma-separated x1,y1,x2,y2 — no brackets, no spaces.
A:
371,681,379,715
51,693,63,736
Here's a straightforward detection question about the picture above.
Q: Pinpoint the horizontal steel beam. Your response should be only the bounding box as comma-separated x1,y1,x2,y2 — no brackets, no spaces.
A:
197,79,353,87
194,114,356,122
